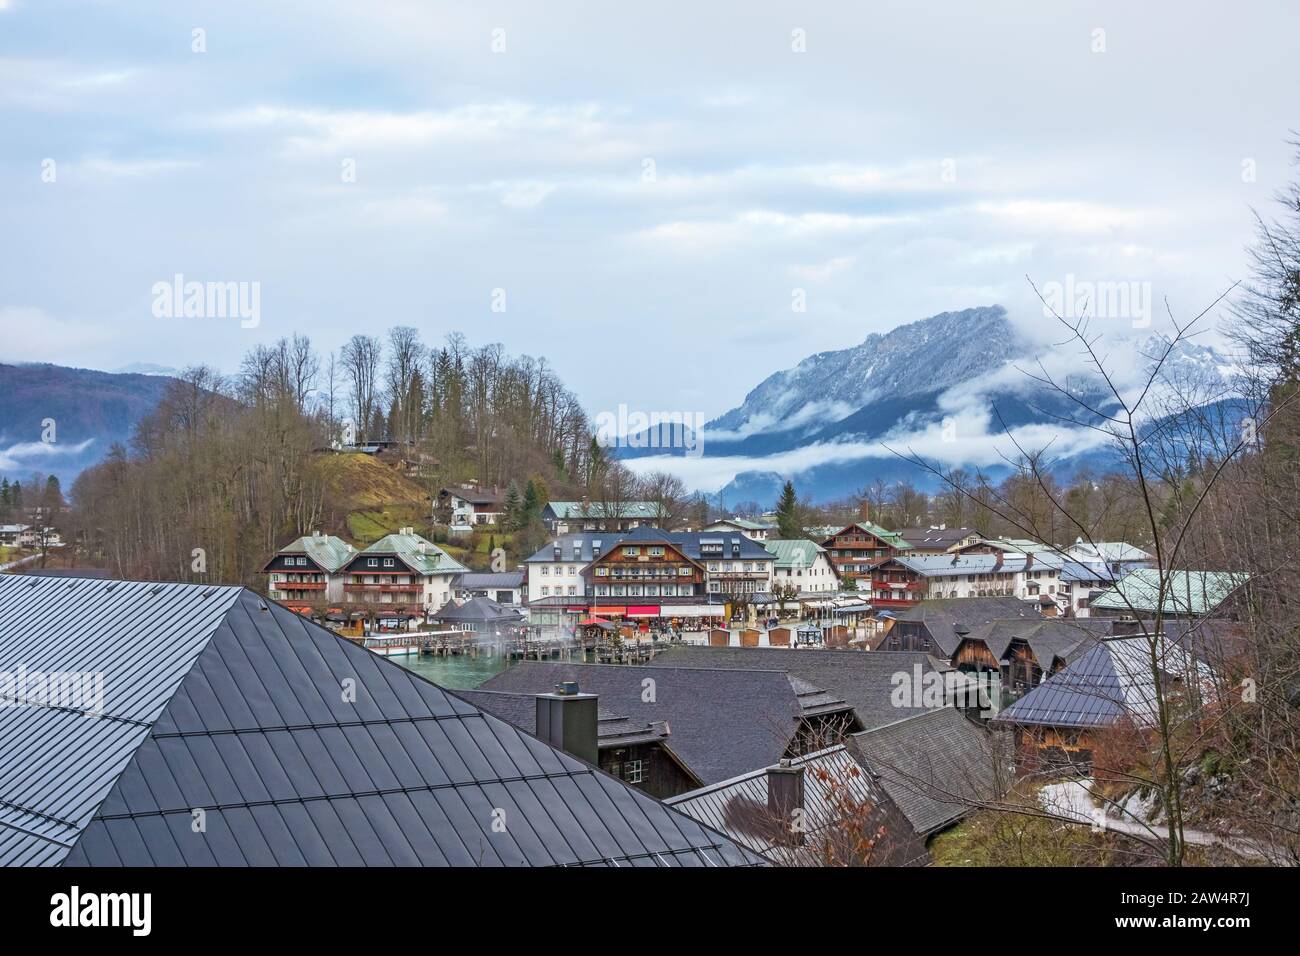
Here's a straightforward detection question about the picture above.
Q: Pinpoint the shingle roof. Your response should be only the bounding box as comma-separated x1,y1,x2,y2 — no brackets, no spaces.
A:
850,709,1011,836
272,534,355,572
962,618,1111,668
1089,569,1250,616
0,576,763,867
347,532,469,576
648,646,949,732
1068,541,1153,563
667,745,930,866
456,690,675,750
992,635,1214,731
480,661,852,785
888,597,1042,657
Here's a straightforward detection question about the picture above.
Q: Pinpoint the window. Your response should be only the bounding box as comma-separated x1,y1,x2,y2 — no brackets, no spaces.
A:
541,566,549,575
568,586,576,596
648,546,664,557
367,558,378,568
623,760,644,784
623,547,640,557
541,586,550,596
383,558,394,568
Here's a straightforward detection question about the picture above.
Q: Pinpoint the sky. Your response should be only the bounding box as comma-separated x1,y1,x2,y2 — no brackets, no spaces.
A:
2,0,1298,436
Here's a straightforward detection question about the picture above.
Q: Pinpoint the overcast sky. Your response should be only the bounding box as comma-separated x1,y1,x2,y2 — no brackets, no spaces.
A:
2,0,1297,425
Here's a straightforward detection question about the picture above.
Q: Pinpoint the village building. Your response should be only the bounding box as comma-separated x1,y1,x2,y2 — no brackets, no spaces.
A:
820,519,914,595
893,525,984,554
429,595,525,637
459,688,702,800
667,745,931,866
451,570,524,604
948,617,1112,703
764,538,840,593
260,531,354,609
872,596,1042,658
0,575,761,867
481,661,861,786
1058,559,1117,617
340,528,468,613
992,634,1215,771
541,499,662,533
1065,539,1155,577
437,484,505,532
869,552,1064,609
704,517,776,541
850,708,1011,841
1089,569,1251,621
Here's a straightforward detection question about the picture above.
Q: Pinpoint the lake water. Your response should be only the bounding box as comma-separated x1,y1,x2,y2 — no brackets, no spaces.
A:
392,652,512,690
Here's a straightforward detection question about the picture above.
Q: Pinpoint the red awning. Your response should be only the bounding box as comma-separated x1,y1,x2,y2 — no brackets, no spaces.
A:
626,605,660,617
578,615,610,626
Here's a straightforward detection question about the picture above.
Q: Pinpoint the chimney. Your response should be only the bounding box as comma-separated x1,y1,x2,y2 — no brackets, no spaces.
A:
1110,616,1142,637
767,760,806,846
535,682,599,765
1025,552,1034,571
858,500,870,521
312,530,322,538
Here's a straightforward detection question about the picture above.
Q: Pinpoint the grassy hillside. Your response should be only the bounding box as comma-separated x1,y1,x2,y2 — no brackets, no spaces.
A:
316,453,431,545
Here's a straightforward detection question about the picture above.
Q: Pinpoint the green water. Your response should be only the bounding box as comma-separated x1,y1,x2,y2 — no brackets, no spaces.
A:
393,652,512,690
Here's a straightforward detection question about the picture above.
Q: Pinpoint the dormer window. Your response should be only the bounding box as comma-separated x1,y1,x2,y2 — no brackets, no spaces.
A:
367,558,378,568
383,558,395,568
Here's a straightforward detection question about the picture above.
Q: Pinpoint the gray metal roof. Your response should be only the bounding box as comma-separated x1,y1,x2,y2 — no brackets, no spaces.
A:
667,745,930,866
0,577,763,867
0,576,245,866
649,646,949,732
851,709,1011,836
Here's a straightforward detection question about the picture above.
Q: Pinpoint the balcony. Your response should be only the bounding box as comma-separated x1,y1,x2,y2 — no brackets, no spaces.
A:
272,581,326,591
345,583,423,594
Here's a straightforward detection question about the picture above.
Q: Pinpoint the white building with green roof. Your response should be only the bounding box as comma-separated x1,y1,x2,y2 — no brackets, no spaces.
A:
340,528,470,613
261,531,356,606
764,539,840,593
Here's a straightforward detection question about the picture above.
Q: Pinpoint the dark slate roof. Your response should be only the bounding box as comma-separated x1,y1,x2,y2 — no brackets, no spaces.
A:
456,690,675,750
480,661,852,785
667,745,930,866
992,636,1212,732
850,709,1011,836
888,597,1042,657
431,596,524,624
0,576,763,867
649,646,949,732
525,533,626,564
591,525,774,563
454,572,525,590
894,526,981,549
963,618,1111,668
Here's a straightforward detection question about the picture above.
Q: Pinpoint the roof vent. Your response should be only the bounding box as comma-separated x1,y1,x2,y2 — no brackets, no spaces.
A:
554,681,581,696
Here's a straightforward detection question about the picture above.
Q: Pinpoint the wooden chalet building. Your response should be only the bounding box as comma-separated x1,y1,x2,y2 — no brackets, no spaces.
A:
820,519,913,601
893,525,984,555
260,532,354,611
340,528,469,615
993,635,1215,771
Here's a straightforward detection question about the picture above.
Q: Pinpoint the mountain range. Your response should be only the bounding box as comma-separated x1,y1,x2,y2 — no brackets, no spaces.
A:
0,363,176,487
619,305,1240,504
